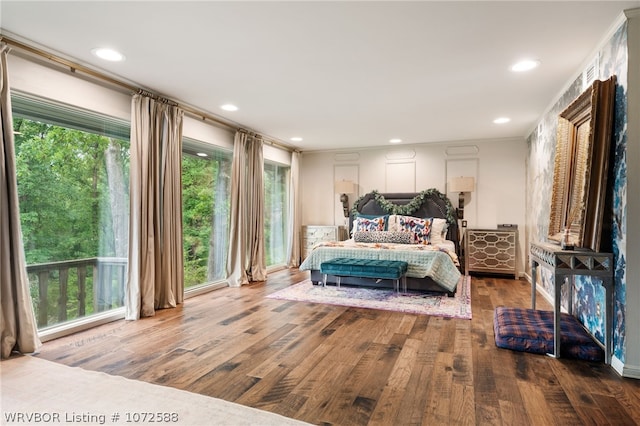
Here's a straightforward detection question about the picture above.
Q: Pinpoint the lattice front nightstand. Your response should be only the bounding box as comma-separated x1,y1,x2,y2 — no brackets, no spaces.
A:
465,229,518,278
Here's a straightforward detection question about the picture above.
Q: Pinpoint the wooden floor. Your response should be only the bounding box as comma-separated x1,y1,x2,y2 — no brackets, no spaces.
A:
38,269,640,425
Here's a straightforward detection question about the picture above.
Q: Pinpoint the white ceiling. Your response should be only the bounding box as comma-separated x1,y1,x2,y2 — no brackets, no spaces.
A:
2,1,639,152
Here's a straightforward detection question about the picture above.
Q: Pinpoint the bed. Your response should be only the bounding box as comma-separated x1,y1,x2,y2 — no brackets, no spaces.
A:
299,189,463,295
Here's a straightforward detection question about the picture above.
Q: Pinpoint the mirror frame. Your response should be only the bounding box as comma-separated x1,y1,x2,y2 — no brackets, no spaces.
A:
547,76,616,252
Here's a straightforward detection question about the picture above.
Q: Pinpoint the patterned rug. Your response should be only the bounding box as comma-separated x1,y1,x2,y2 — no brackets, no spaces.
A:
267,275,471,319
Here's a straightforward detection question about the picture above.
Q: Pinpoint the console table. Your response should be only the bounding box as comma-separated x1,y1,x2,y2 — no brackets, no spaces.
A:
530,242,613,364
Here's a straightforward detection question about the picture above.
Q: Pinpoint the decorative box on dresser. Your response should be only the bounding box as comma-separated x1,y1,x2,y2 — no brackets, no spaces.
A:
301,225,348,260
465,228,518,278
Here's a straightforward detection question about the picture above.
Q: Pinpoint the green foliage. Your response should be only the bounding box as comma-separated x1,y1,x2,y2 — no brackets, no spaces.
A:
182,155,216,286
15,118,125,263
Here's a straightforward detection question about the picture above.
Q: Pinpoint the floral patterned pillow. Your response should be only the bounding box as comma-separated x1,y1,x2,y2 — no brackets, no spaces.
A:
396,216,433,244
353,231,414,244
352,216,386,234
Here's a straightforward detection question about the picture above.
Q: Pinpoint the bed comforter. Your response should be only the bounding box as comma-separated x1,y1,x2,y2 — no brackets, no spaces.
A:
299,239,461,293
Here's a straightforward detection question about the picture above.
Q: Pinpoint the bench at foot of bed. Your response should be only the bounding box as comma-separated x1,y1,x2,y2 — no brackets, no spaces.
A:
320,258,409,293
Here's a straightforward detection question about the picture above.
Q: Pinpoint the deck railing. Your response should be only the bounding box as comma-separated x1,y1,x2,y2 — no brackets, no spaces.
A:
26,257,127,328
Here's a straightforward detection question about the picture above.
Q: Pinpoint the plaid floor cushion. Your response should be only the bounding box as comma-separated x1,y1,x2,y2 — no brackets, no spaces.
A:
493,306,604,362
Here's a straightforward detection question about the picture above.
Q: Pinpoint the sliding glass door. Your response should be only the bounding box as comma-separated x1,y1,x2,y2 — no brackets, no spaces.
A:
12,93,130,331
182,140,232,288
264,161,290,268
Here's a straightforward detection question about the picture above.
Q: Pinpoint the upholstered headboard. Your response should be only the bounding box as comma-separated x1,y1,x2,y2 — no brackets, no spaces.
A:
350,190,460,256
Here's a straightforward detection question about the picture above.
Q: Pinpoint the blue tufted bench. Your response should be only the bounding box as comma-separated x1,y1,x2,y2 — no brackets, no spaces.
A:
320,258,409,293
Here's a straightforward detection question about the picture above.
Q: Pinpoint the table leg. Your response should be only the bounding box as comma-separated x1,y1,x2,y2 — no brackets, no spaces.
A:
568,276,574,316
553,273,562,358
531,260,538,309
604,278,613,365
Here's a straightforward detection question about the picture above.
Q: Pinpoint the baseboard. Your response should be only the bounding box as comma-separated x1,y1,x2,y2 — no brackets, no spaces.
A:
611,356,640,379
523,272,567,312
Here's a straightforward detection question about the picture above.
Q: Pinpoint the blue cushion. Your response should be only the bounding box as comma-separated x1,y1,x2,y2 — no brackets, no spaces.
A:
320,258,408,280
493,306,604,362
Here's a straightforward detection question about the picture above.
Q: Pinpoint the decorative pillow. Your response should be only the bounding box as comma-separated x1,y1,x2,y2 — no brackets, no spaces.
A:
395,215,433,244
351,215,387,234
353,231,414,244
429,218,449,245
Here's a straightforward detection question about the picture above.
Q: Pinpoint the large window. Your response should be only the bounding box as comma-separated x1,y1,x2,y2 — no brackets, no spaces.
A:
182,140,232,288
12,93,130,331
264,161,290,267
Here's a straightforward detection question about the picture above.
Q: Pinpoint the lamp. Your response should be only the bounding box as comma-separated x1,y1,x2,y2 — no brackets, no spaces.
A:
335,180,355,217
448,176,475,220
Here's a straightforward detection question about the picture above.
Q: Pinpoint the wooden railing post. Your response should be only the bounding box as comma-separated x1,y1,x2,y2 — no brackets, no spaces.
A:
37,271,49,327
58,267,68,322
78,266,87,316
93,264,99,312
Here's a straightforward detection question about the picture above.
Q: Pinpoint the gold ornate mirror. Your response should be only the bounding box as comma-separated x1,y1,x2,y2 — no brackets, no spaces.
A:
547,76,616,252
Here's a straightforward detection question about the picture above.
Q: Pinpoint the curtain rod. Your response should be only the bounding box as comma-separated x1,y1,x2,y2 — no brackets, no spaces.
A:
0,35,297,153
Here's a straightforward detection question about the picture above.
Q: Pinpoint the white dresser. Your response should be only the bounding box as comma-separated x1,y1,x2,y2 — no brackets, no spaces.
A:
301,225,348,260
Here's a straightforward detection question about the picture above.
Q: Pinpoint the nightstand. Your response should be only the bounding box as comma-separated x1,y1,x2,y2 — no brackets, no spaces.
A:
301,225,348,260
465,228,517,278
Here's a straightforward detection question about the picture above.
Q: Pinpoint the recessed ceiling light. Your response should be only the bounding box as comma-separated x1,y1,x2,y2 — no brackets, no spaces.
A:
196,152,208,157
493,117,511,124
91,48,125,62
290,137,303,142
220,104,238,112
389,138,402,144
510,59,540,72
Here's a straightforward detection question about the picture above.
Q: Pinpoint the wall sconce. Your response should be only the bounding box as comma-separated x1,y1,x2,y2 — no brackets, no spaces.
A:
335,180,355,217
448,176,475,220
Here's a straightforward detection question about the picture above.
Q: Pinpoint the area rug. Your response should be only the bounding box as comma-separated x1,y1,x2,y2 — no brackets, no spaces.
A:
1,355,311,426
267,276,471,319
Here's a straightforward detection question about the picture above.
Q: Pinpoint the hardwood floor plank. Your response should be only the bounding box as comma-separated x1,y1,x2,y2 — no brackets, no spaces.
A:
421,351,454,424
449,382,476,425
517,380,556,425
367,337,421,425
34,271,640,426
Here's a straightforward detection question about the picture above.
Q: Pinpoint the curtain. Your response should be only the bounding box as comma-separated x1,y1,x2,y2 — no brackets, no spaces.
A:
126,94,184,320
287,151,301,268
227,131,266,286
0,44,41,358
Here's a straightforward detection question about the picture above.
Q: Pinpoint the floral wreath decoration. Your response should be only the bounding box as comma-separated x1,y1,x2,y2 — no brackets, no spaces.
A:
351,189,457,226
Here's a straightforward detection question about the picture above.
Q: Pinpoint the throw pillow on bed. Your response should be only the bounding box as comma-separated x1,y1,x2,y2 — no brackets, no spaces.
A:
429,218,449,245
353,231,414,244
393,215,433,244
352,216,387,233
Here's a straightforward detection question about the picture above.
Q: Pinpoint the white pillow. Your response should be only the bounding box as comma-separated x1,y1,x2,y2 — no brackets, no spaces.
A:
430,218,449,244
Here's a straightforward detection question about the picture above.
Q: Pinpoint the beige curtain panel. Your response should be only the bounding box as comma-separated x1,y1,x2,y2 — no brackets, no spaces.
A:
0,44,42,358
287,151,301,268
126,94,185,320
227,131,267,286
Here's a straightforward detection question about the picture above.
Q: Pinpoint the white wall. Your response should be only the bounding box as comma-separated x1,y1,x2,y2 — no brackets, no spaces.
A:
622,8,640,377
300,137,528,273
